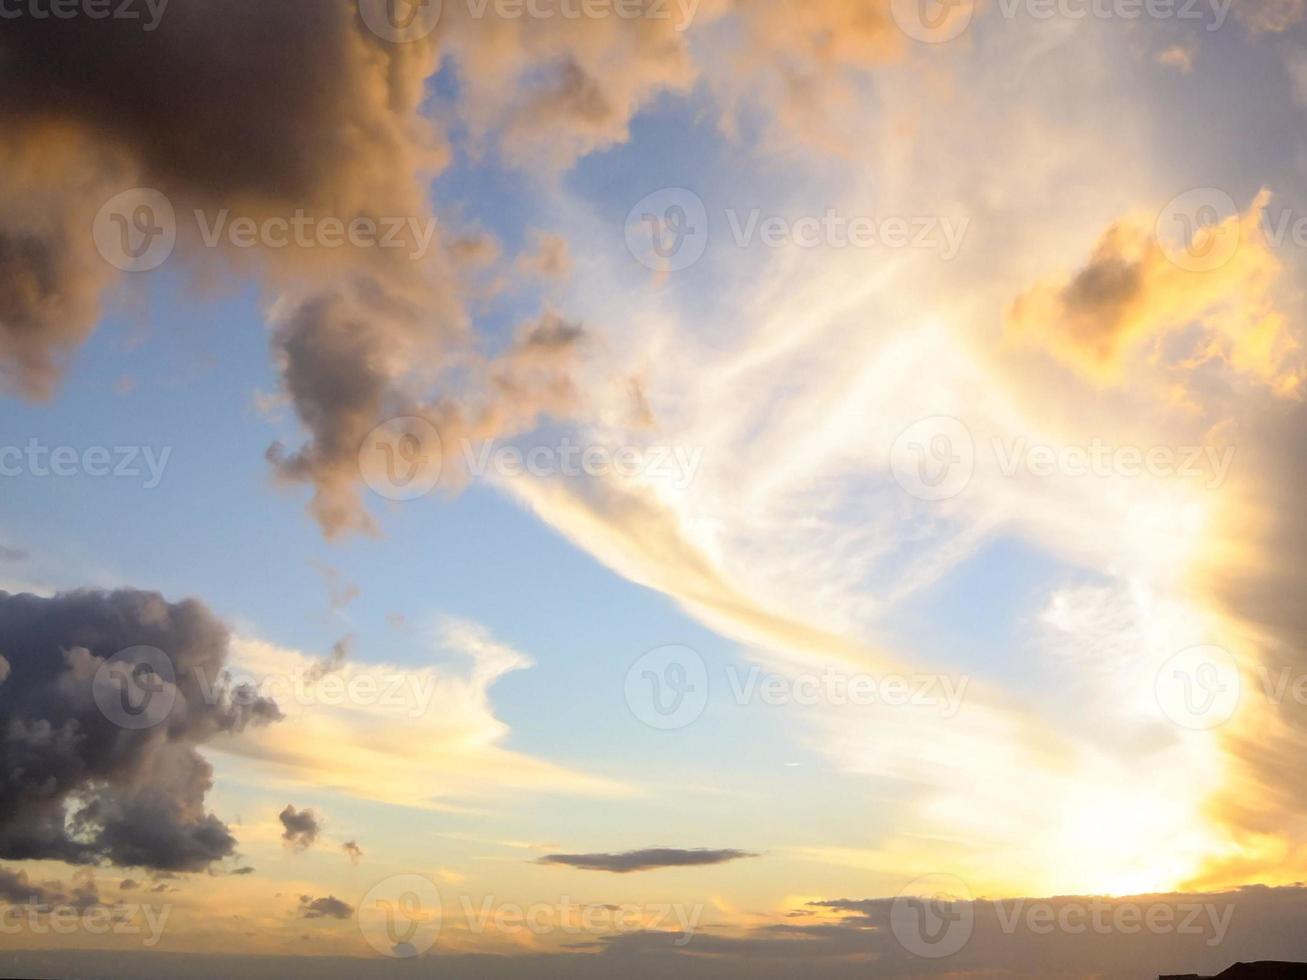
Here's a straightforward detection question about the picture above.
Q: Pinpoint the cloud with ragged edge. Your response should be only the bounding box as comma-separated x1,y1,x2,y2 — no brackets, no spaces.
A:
278,806,320,852
0,589,280,872
298,895,352,920
1006,189,1302,394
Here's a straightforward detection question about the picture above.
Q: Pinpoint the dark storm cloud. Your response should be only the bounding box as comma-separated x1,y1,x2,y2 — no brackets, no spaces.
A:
299,895,353,920
0,589,280,872
0,0,443,399
538,848,758,873
0,2,594,538
0,866,60,905
278,806,320,852
0,866,100,910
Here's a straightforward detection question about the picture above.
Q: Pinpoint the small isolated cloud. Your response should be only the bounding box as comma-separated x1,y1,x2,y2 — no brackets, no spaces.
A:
303,637,350,685
538,847,758,874
278,806,320,852
341,841,363,865
299,895,353,920
1156,42,1196,73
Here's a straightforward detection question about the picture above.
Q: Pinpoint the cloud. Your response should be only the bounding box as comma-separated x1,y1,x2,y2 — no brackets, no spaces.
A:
0,589,280,871
278,806,320,852
212,618,626,809
0,867,99,911
1005,190,1301,392
0,1,441,396
298,895,352,920
538,848,757,873
303,638,350,686
0,2,591,538
0,866,60,905
341,841,363,865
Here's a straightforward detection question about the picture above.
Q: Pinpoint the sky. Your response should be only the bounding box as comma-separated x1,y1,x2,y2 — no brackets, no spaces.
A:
3,1,1307,978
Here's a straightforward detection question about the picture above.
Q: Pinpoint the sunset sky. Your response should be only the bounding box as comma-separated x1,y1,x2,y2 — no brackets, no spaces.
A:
3,1,1307,977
